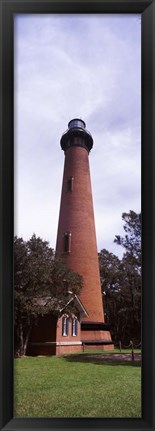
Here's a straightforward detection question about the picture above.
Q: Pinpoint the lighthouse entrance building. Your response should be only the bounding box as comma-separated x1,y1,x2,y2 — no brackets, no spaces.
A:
28,119,113,355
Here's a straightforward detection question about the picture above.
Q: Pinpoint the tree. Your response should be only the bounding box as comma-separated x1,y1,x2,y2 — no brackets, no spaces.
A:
99,249,121,318
99,211,141,345
114,210,141,268
14,234,83,356
114,210,141,343
99,249,124,342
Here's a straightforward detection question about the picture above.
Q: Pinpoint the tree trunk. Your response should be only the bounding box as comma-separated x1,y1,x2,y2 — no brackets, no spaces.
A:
23,325,32,356
19,322,24,356
18,322,32,356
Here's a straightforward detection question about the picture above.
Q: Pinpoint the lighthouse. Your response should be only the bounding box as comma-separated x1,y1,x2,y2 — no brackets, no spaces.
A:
56,119,113,351
27,119,113,356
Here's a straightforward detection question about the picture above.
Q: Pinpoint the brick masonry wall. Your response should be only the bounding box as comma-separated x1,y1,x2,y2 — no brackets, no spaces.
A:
56,316,82,354
81,330,112,342
56,143,105,323
56,344,82,355
56,315,81,343
27,314,57,355
28,138,113,356
28,314,57,342
27,314,82,356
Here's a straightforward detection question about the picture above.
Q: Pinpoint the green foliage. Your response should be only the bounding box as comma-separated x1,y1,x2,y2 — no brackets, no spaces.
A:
99,248,122,294
14,354,141,417
14,234,83,356
114,210,141,268
99,211,141,345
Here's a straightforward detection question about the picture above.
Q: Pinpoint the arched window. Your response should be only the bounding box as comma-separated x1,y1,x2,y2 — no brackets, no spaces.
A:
72,317,78,336
62,316,69,336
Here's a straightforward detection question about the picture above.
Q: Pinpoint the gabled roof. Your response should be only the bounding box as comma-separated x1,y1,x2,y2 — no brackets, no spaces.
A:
59,294,88,318
33,293,89,318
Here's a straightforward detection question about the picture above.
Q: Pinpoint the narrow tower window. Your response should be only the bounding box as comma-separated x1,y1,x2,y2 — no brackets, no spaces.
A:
63,232,71,253
72,317,78,336
67,176,74,192
62,316,69,336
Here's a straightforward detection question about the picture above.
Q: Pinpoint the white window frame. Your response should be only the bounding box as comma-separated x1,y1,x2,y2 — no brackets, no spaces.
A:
72,317,78,336
62,316,69,336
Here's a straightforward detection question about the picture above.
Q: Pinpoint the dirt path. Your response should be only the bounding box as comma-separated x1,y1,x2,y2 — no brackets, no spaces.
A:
87,353,141,362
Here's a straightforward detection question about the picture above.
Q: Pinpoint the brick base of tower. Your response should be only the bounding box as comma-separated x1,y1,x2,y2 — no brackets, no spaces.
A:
81,321,114,351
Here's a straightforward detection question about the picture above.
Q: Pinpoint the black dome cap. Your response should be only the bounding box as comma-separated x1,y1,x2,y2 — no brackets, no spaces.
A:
60,118,93,153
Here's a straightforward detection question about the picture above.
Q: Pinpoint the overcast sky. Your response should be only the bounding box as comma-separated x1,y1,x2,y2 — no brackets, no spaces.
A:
14,14,141,259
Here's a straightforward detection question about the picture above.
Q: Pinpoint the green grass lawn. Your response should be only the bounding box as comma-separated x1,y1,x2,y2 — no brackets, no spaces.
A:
14,350,141,418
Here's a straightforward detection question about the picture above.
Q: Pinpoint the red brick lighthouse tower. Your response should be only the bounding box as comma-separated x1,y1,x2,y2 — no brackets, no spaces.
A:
56,119,113,350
